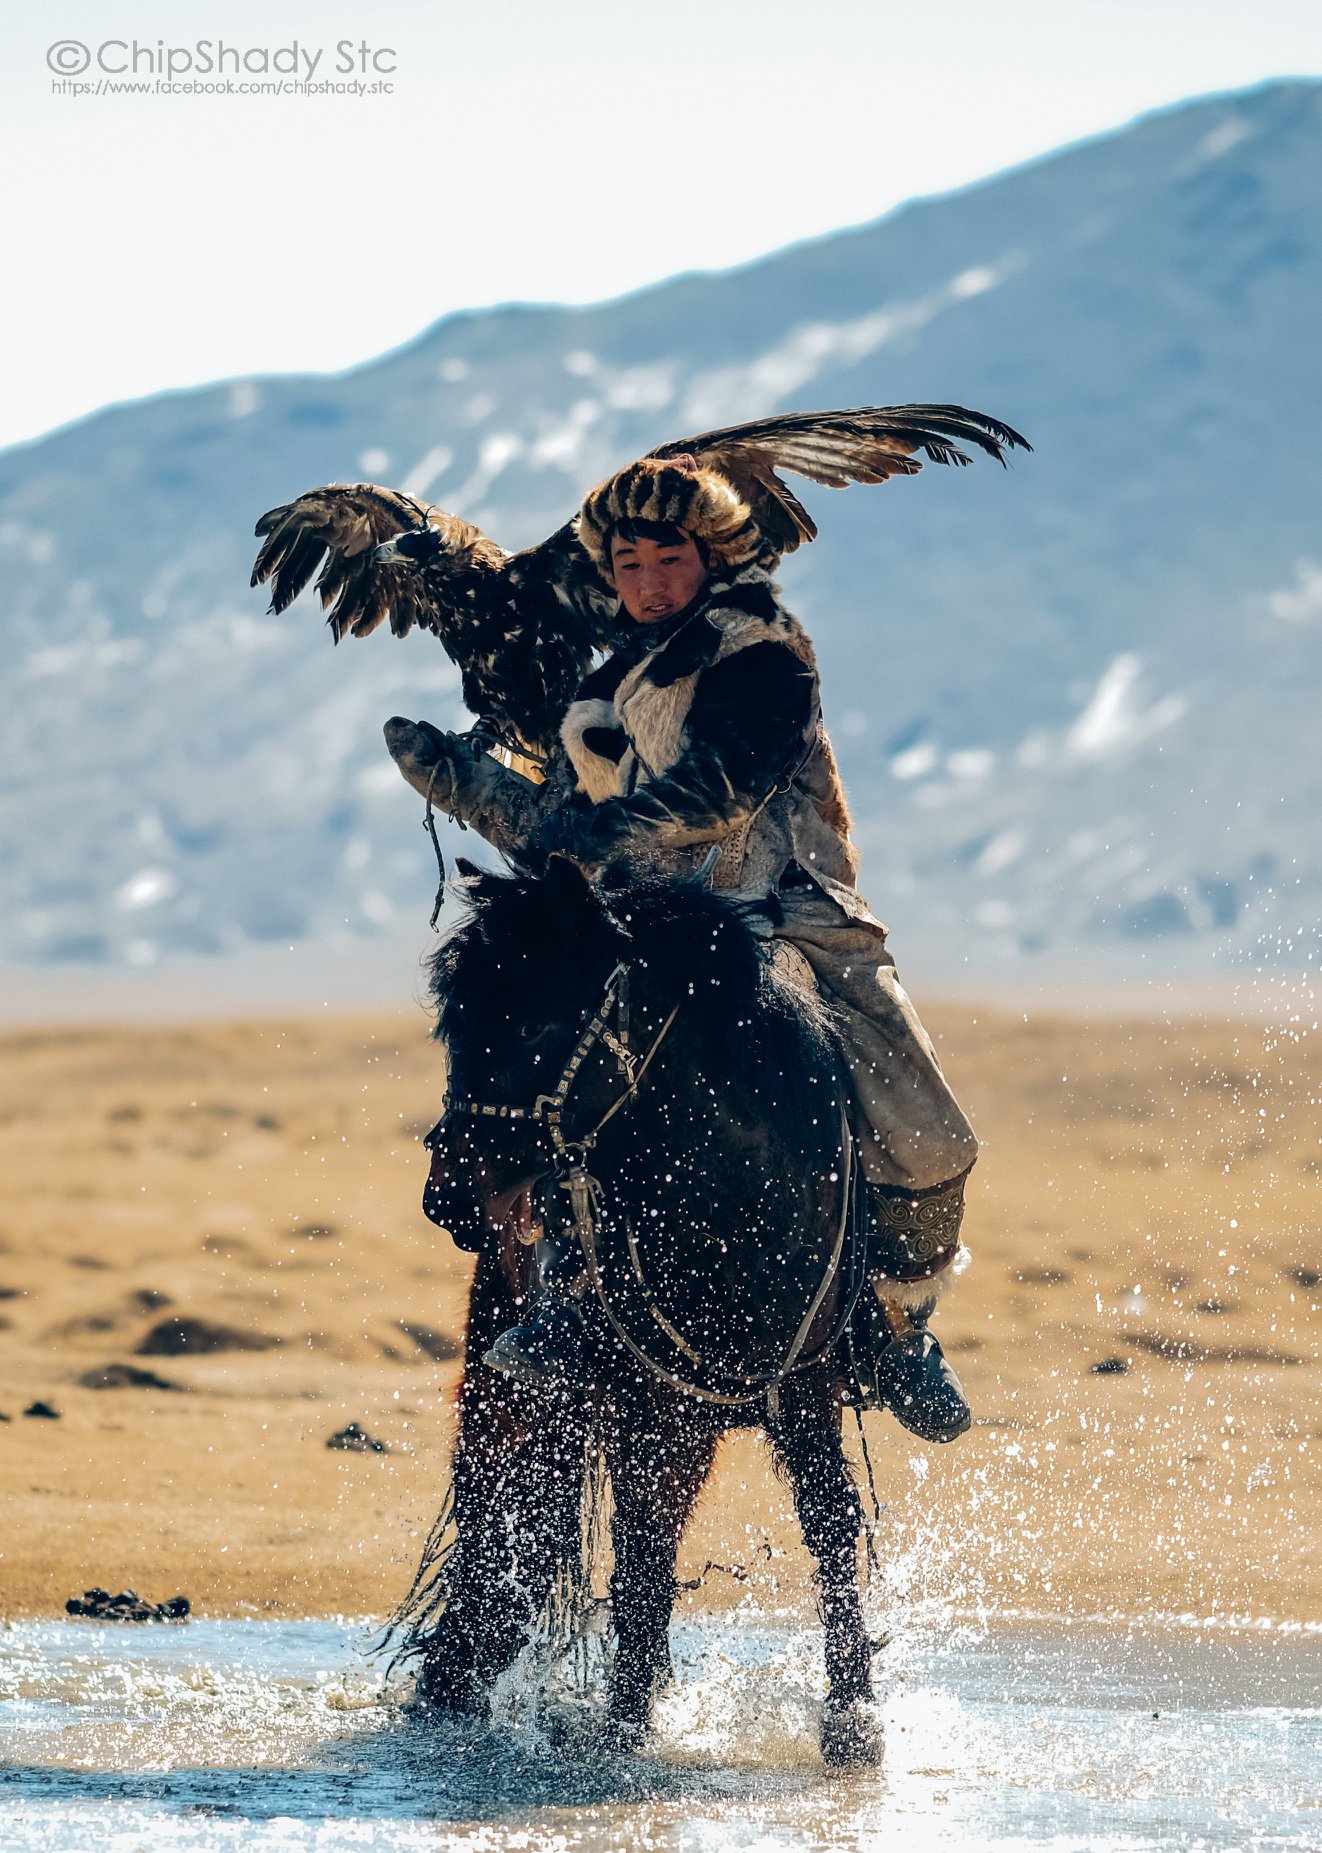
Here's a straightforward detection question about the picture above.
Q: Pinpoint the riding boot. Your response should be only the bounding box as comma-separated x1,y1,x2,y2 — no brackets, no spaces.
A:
851,1169,973,1442
482,1231,591,1387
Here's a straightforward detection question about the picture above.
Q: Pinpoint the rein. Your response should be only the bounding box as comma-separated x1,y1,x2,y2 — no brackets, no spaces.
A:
575,1098,860,1414
431,955,861,1412
431,962,679,1183
424,751,465,931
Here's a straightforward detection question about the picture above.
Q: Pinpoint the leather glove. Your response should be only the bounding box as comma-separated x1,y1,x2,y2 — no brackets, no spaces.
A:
530,793,639,866
382,716,465,803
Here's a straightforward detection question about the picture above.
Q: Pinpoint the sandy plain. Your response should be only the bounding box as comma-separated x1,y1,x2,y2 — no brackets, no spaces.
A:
0,996,1318,1627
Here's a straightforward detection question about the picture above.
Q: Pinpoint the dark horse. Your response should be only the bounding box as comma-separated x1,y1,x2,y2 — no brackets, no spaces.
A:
396,855,880,1766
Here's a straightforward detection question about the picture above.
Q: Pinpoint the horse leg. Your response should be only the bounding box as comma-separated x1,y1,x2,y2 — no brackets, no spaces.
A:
771,1377,881,1769
416,1252,590,1713
419,1374,591,1711
605,1415,717,1746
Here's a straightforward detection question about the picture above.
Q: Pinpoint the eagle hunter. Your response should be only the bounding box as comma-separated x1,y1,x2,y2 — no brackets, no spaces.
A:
250,404,1029,758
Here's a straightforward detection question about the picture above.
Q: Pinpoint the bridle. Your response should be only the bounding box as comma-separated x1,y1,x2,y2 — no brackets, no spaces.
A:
427,954,862,1412
426,960,679,1181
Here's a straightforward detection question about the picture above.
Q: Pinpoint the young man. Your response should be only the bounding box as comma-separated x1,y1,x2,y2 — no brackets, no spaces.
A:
386,454,976,1440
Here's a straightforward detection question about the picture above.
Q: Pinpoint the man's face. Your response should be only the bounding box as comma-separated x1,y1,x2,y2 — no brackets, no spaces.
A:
606,531,709,624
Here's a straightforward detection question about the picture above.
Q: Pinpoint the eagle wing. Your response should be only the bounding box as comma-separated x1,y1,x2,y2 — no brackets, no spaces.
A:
251,488,612,756
250,483,506,640
649,403,1031,554
250,405,1028,750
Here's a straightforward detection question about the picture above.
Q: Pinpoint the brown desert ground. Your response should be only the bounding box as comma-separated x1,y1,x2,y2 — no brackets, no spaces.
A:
0,998,1318,1626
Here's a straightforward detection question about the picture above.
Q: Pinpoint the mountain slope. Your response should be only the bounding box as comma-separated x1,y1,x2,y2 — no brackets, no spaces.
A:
2,78,1319,985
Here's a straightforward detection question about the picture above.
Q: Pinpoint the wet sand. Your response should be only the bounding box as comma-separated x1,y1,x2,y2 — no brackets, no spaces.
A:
0,1002,1318,1623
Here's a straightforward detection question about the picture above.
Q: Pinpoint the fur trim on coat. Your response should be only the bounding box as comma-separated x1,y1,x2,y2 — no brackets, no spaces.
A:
558,697,623,803
560,568,857,895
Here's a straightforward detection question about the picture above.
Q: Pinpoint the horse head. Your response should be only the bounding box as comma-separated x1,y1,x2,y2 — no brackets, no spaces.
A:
421,856,627,1248
422,854,840,1284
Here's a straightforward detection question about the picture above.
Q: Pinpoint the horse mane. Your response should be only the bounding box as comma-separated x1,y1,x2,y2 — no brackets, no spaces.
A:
428,861,844,1127
604,872,845,1126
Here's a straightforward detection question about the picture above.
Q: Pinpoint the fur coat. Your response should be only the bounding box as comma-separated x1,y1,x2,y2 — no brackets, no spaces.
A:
429,566,858,904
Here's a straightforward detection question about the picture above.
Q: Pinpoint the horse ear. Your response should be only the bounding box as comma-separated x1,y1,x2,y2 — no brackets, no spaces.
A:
595,859,637,899
545,851,591,887
452,856,508,903
543,851,597,910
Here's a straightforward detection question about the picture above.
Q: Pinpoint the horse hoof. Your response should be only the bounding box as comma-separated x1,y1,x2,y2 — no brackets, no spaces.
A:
820,1700,882,1769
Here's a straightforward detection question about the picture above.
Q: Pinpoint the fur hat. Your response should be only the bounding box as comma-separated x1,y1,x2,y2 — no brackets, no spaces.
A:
575,454,765,575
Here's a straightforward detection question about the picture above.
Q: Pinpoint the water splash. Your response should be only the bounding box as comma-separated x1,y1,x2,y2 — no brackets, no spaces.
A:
1,1613,1318,1850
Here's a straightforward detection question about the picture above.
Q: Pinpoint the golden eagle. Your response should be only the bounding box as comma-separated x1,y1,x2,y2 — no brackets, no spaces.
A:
251,404,1028,758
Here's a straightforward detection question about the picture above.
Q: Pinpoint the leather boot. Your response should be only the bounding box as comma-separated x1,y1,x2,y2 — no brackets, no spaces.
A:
850,1169,974,1442
482,1232,591,1387
854,1294,971,1441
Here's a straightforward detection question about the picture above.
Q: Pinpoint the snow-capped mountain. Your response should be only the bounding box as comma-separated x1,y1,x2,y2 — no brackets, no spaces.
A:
3,78,1319,992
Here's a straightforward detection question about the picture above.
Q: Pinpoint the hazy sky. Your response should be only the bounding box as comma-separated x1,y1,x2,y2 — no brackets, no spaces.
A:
3,0,1319,450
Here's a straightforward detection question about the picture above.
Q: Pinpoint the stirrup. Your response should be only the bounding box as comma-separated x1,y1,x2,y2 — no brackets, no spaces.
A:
852,1298,971,1442
482,1294,588,1387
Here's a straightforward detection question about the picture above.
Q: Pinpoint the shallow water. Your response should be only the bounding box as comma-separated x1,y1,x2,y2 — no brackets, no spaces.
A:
1,1611,1318,1850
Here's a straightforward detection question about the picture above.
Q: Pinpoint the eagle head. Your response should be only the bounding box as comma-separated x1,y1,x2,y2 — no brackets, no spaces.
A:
373,524,444,568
